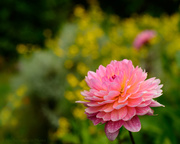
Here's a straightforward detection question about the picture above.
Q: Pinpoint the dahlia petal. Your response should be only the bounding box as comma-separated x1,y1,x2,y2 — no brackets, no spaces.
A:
111,110,119,121
85,96,103,101
140,71,147,82
118,107,128,119
75,101,88,107
114,67,120,76
134,68,147,83
157,84,163,89
85,112,97,116
128,97,143,107
105,120,124,133
113,101,128,109
88,71,97,79
96,65,106,78
105,125,119,141
104,91,120,100
111,107,127,121
114,74,123,84
88,116,103,125
108,82,121,91
75,101,87,104
85,77,91,87
106,64,115,78
129,92,143,99
142,90,162,100
122,107,136,121
103,112,111,121
102,81,110,89
124,60,134,78
121,72,128,86
96,111,106,119
97,100,115,105
118,94,130,103
94,90,108,97
141,93,154,100
101,103,114,112
121,59,132,77
138,100,152,107
122,59,129,64
114,104,127,110
98,65,106,76
147,82,159,90
128,73,137,86
81,90,91,97
123,115,141,132
154,79,161,85
110,60,117,66
146,109,154,115
85,106,102,114
86,102,100,107
139,77,156,91
153,94,162,99
90,89,98,93
127,82,141,94
113,101,127,109
121,84,131,97
136,106,153,115
149,100,165,107
90,79,103,90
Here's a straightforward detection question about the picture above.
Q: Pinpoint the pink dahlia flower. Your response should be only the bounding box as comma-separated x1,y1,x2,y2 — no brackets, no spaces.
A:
133,30,156,49
76,59,163,141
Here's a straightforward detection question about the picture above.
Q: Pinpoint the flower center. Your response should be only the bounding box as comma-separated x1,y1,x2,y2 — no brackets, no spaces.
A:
109,74,117,82
112,75,116,79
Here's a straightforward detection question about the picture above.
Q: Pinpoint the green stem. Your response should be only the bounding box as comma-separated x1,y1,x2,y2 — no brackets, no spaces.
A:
128,131,135,144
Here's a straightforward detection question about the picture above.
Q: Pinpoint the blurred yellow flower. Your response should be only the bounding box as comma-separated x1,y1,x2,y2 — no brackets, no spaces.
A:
64,60,74,69
53,48,64,57
74,5,85,18
89,124,96,134
0,108,11,125
58,117,69,128
66,73,79,87
16,44,28,54
75,89,84,100
76,35,84,45
13,100,21,108
56,117,70,138
16,85,27,97
79,80,89,90
73,107,86,120
68,45,79,57
10,118,18,127
77,62,89,75
64,91,75,101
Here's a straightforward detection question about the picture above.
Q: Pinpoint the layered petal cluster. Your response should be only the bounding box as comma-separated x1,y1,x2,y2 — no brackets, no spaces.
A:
133,30,156,49
77,59,163,141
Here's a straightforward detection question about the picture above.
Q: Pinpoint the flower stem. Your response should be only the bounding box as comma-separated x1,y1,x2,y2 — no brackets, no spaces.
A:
128,131,135,144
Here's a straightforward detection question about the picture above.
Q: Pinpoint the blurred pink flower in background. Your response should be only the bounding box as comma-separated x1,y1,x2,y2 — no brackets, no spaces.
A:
76,59,164,141
133,30,156,49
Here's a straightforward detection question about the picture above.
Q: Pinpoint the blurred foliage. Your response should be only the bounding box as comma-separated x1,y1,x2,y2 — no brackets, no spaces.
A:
0,2,180,144
0,0,72,61
0,50,67,143
1,0,180,63
98,0,180,17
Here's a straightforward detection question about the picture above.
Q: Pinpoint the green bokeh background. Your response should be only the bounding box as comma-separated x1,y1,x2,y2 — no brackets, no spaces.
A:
0,0,180,144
